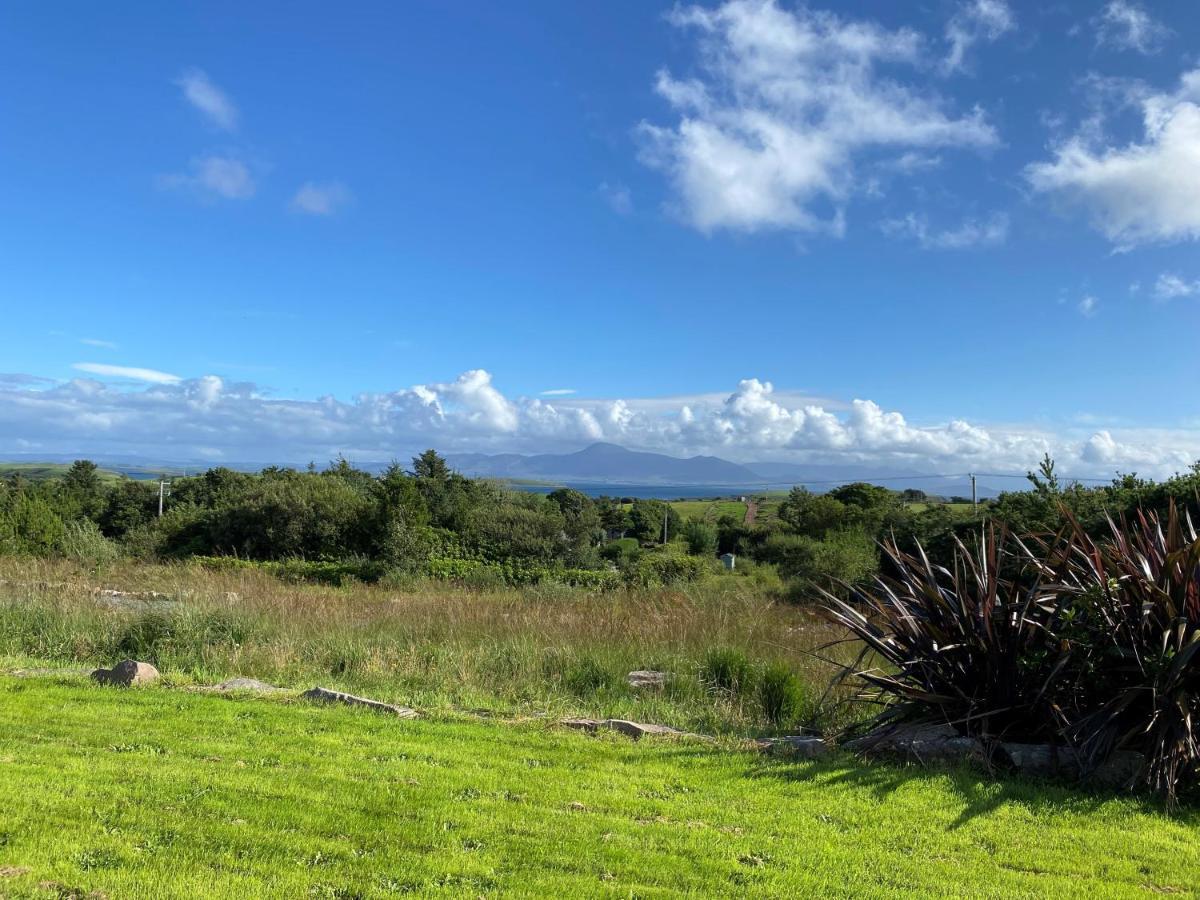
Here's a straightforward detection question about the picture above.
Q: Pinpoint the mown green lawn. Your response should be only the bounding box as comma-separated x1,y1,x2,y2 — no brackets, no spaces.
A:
0,677,1197,898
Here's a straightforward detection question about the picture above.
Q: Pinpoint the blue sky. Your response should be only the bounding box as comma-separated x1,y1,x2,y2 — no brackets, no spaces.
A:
1,0,1199,474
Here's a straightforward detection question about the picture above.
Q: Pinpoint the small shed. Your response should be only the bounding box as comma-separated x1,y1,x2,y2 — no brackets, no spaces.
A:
719,552,736,571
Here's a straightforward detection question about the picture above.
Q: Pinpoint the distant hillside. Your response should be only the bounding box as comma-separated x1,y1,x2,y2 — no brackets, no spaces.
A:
446,442,761,485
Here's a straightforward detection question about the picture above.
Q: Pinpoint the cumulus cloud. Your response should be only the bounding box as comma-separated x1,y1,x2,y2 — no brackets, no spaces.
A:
3,369,1196,477
1077,295,1098,317
159,155,256,200
290,181,351,216
176,69,238,130
1093,1,1171,55
944,0,1016,72
71,363,181,384
637,0,997,235
1153,272,1200,300
1026,69,1200,247
880,212,1008,249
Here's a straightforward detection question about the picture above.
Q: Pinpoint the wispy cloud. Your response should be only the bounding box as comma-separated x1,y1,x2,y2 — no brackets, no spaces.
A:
80,338,118,350
1078,295,1098,317
1153,272,1200,300
176,68,238,130
540,388,578,397
159,155,255,200
598,182,632,215
944,0,1016,73
880,212,1008,249
1093,1,1171,54
72,363,182,384
290,181,351,216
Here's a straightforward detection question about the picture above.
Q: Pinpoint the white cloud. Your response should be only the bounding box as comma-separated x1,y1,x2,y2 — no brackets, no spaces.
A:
1026,69,1200,247
159,156,256,200
880,212,1008,249
541,389,578,397
71,363,182,384
80,338,118,350
1153,272,1200,300
598,182,633,215
290,181,351,216
944,0,1016,72
176,69,238,130
1078,295,1098,317
1094,1,1171,54
4,369,1196,478
637,0,998,235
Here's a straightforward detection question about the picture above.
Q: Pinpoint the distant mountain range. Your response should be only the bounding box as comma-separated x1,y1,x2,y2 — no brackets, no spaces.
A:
0,443,1010,497
446,443,1004,497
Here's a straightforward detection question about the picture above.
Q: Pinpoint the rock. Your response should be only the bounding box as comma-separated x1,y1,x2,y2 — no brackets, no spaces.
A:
998,742,1144,786
601,719,686,740
91,659,160,687
561,717,602,733
627,670,667,690
301,686,417,718
214,677,282,693
761,735,829,758
846,722,986,765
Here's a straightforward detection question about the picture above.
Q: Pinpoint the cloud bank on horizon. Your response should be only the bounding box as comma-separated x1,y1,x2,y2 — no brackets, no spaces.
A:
1,369,1194,478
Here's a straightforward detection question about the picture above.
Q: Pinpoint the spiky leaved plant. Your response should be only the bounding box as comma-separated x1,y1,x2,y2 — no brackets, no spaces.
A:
1054,506,1200,806
823,526,1075,744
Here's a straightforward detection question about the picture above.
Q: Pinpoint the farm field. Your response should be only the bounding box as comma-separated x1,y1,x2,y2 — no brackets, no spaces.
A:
1,677,1197,899
667,498,749,522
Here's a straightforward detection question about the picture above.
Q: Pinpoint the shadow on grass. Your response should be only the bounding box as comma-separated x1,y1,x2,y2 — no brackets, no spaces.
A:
742,751,1200,830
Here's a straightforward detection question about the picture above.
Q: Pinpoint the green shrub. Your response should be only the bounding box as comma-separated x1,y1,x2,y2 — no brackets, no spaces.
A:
564,656,619,696
702,647,756,697
59,519,120,565
759,662,808,727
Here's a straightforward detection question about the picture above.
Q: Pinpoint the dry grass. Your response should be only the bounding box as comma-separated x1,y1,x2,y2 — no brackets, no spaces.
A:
0,556,853,736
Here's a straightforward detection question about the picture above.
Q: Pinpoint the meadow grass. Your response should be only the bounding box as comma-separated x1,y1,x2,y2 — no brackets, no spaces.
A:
0,557,848,737
0,677,1197,898
667,499,748,522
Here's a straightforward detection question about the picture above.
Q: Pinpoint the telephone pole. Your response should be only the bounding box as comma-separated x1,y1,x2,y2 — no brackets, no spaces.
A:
158,479,171,517
970,473,977,513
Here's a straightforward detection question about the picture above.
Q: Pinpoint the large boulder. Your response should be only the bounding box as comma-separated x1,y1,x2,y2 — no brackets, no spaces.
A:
91,659,160,687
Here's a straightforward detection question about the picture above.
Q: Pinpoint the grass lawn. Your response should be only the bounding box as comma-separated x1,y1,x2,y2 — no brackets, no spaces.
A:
1,677,1197,898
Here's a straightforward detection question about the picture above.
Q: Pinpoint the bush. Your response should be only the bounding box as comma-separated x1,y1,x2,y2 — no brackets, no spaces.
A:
824,508,1200,806
683,521,718,556
702,647,756,697
759,662,808,727
59,519,120,565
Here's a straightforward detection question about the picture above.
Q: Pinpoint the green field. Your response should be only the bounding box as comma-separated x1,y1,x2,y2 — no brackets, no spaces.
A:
668,498,749,522
0,677,1196,898
0,462,185,484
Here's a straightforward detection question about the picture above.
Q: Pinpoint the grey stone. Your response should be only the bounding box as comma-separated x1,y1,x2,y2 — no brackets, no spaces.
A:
91,659,160,687
301,686,417,718
627,670,667,690
846,722,986,765
601,719,686,740
999,742,1144,786
561,718,603,732
762,735,829,758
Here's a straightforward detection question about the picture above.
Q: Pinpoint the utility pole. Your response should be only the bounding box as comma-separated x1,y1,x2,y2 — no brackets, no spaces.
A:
158,479,171,517
662,506,669,545
970,473,977,514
